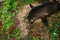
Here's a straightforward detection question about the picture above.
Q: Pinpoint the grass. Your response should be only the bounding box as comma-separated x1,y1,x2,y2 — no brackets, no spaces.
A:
0,0,60,40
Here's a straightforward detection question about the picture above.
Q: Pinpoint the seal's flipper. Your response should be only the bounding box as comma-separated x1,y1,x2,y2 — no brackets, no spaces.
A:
41,16,48,26
29,4,34,8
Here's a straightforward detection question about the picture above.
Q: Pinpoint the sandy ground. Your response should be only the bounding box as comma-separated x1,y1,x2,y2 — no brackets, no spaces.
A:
14,2,60,40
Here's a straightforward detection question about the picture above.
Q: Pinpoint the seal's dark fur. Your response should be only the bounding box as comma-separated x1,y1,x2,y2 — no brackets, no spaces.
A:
27,0,60,26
